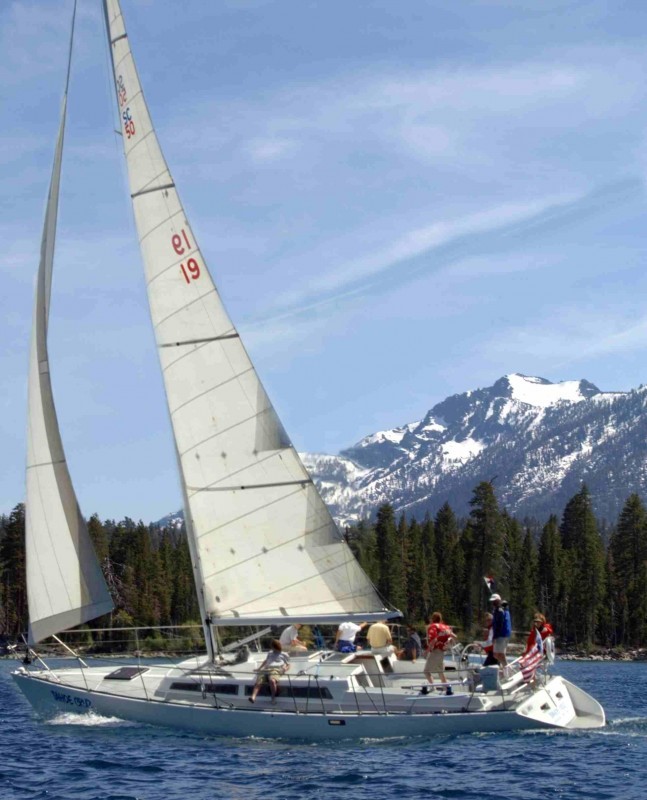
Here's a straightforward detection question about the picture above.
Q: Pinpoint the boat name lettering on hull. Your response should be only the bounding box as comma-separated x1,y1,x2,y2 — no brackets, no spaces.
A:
50,690,92,709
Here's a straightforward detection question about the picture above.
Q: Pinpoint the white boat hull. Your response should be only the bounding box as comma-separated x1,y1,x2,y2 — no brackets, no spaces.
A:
12,664,605,740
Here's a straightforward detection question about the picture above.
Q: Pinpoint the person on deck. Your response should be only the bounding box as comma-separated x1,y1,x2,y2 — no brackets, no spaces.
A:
523,613,553,655
335,620,368,653
249,640,290,704
424,612,456,684
475,612,497,667
490,594,512,667
366,620,395,655
398,625,423,661
279,623,307,654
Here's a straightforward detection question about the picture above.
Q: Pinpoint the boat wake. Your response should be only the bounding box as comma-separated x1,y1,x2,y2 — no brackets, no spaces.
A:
599,717,647,737
46,711,136,728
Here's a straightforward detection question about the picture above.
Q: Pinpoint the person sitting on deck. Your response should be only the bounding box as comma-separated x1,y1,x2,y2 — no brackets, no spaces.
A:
249,640,290,704
366,619,395,656
335,620,368,653
279,623,307,654
397,625,422,661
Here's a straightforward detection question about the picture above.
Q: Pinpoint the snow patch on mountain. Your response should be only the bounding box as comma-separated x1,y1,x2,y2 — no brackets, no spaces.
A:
506,373,589,407
302,373,646,524
441,437,485,465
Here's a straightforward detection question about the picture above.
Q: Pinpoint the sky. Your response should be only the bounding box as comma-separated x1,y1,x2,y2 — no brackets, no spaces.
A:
3,0,647,523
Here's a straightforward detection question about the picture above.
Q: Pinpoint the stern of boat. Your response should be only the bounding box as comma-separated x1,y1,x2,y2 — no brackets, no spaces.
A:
513,674,605,730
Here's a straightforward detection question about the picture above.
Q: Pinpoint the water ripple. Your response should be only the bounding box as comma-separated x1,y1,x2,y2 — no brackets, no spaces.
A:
1,659,646,800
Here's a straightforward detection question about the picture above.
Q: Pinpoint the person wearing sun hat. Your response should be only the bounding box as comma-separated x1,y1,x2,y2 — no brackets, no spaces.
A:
490,593,512,667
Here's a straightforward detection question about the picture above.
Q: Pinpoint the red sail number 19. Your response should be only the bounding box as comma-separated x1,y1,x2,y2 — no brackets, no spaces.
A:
172,229,201,284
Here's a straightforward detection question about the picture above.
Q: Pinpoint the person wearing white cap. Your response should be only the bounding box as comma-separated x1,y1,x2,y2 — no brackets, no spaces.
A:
490,593,512,667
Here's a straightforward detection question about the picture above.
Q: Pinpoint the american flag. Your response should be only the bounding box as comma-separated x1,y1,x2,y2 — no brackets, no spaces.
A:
520,628,544,683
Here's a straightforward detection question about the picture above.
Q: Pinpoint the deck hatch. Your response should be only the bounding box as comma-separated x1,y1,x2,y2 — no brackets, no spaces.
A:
104,666,149,681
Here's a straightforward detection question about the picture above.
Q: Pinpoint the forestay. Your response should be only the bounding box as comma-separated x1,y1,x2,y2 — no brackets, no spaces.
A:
26,1,113,644
103,0,392,625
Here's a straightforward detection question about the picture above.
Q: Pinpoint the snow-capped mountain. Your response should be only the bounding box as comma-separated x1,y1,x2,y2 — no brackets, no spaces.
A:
301,373,644,524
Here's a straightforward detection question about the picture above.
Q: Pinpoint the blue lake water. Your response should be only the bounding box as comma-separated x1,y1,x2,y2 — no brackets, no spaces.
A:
1,658,645,800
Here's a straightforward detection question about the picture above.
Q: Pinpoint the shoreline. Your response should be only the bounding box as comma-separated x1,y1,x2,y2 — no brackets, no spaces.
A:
558,648,647,662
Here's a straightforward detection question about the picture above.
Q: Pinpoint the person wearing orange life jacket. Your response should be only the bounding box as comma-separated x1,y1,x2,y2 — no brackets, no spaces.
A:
424,611,456,684
523,613,554,656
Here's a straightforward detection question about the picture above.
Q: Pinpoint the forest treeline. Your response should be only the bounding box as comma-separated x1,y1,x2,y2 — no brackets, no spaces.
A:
0,510,200,649
2,481,647,648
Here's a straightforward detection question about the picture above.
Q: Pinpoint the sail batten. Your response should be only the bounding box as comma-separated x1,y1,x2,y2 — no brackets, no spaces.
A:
104,0,393,627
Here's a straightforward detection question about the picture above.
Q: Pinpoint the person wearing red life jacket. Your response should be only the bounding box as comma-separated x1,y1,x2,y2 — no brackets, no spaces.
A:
424,611,456,684
523,613,554,655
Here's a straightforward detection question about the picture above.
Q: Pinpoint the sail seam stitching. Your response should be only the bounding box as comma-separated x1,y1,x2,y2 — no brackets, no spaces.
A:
178,406,276,455
125,128,156,157
153,288,217,329
139,207,184,246
169,365,253,413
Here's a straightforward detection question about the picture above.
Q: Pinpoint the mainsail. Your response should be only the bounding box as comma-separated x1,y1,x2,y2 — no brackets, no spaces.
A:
26,1,113,644
103,0,393,626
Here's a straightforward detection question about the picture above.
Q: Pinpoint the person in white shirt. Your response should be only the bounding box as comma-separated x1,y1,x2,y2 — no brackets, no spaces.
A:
279,623,307,654
335,620,368,652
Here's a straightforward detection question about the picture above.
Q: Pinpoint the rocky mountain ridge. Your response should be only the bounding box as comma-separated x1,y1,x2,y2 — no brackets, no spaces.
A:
159,373,647,528
301,373,647,524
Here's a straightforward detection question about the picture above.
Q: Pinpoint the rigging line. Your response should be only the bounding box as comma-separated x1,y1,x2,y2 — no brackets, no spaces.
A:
159,332,239,348
131,182,175,199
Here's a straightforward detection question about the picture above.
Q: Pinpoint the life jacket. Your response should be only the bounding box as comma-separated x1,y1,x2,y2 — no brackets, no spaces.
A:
524,622,554,655
427,622,452,651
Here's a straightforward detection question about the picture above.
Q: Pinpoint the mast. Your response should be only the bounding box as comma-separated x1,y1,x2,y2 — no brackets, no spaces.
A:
102,0,397,642
25,0,113,645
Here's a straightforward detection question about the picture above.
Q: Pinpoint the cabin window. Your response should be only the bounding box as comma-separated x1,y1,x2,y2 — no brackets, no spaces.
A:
169,681,239,695
243,685,332,700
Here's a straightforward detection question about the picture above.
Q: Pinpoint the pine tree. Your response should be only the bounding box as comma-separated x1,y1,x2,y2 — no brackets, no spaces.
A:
434,503,463,625
560,485,605,646
537,515,564,630
406,518,431,622
375,504,406,611
468,481,505,621
0,504,27,637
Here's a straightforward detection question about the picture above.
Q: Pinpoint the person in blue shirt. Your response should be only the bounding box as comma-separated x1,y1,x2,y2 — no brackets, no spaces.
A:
490,593,512,667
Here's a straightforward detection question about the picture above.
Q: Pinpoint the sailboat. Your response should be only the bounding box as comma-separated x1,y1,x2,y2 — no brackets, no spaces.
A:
13,0,605,739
